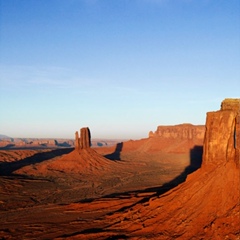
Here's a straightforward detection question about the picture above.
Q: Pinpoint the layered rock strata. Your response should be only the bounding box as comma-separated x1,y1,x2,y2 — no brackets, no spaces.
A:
203,98,240,167
149,123,205,140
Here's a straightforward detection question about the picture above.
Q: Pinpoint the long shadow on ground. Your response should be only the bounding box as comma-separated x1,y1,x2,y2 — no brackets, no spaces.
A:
0,145,203,238
0,148,74,176
61,145,203,238
83,145,203,202
104,142,123,161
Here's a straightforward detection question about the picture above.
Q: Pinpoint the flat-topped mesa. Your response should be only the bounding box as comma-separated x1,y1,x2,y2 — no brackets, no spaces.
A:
149,124,205,140
203,98,240,168
75,127,91,150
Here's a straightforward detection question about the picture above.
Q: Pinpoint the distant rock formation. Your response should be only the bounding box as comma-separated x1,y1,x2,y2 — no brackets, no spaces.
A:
0,138,74,149
0,136,117,149
15,127,116,177
75,127,91,150
106,123,205,155
149,123,205,140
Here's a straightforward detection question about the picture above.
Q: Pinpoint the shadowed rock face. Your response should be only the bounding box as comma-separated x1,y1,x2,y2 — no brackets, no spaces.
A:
75,127,91,150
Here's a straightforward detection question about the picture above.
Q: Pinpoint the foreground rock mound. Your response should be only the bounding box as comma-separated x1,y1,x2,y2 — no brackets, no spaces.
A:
79,98,240,239
15,127,115,177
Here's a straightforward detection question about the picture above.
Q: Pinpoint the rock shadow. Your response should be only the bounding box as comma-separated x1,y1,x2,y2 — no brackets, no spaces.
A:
154,145,203,192
104,142,123,161
0,148,74,176
86,145,203,203
77,145,203,237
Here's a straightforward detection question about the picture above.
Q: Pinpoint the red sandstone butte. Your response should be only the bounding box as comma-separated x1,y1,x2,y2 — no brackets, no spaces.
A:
75,127,91,150
15,127,117,177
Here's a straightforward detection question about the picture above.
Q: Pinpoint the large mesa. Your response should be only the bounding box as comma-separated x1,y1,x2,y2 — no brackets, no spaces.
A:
149,123,205,140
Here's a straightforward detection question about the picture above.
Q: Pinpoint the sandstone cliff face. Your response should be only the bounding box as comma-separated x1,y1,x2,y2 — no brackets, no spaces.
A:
149,123,205,140
75,127,91,150
203,99,240,167
221,98,240,112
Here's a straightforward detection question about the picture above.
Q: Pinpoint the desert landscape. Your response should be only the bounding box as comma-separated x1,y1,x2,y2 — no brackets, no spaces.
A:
0,98,239,240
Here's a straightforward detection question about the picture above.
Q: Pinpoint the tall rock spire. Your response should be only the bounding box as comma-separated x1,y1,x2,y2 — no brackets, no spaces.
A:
75,127,91,150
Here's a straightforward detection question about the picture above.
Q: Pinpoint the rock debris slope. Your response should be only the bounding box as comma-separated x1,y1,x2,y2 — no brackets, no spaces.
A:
15,127,116,177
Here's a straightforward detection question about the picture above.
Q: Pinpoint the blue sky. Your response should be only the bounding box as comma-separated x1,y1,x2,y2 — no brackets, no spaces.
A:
0,0,239,139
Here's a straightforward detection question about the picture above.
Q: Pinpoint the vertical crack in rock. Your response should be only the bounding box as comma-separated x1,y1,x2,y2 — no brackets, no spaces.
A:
202,98,240,168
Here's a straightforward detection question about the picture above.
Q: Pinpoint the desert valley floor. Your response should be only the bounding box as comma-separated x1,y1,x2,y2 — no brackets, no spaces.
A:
0,141,202,239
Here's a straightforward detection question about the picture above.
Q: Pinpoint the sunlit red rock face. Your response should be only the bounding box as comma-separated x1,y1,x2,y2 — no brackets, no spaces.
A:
83,98,240,239
97,124,205,156
149,123,205,140
75,127,91,150
203,98,240,168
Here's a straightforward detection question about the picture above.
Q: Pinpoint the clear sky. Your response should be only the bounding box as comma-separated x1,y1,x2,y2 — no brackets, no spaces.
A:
0,0,239,139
